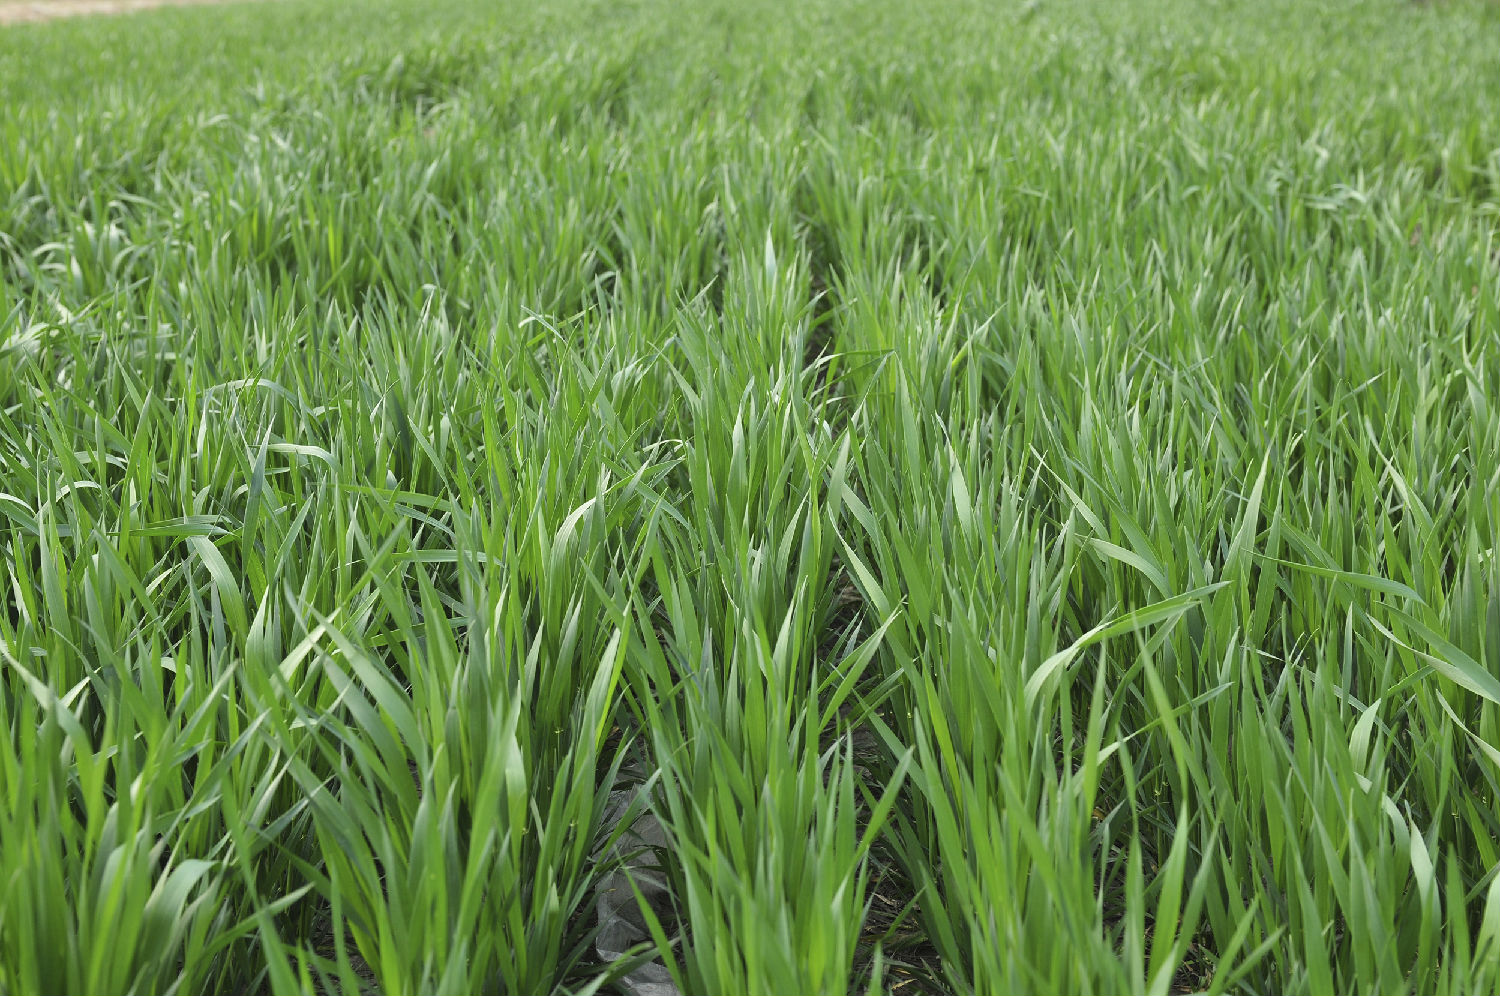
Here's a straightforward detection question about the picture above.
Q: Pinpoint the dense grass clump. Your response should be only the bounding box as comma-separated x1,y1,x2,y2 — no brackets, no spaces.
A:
2,0,1500,992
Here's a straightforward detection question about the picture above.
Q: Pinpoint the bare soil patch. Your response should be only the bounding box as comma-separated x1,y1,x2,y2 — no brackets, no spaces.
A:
0,0,267,25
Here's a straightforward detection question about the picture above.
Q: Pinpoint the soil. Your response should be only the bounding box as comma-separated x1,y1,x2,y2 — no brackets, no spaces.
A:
0,0,267,25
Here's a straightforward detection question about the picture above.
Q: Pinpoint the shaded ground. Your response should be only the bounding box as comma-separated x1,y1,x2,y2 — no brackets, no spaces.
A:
0,0,266,24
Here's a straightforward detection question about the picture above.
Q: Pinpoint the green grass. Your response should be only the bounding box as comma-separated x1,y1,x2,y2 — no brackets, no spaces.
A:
2,0,1499,992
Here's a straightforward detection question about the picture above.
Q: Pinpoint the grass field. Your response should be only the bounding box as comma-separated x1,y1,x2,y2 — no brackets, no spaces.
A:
2,0,1500,992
